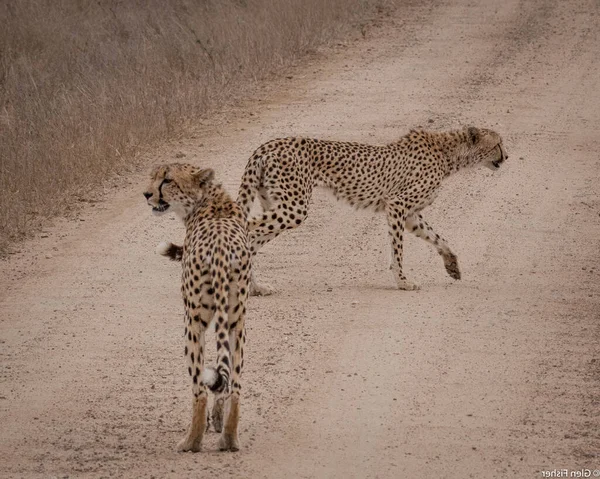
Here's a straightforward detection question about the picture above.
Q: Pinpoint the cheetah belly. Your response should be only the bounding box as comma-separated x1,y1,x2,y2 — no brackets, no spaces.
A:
316,173,388,212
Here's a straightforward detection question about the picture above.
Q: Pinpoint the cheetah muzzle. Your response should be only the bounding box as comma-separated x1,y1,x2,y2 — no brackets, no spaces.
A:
491,144,507,169
152,199,170,214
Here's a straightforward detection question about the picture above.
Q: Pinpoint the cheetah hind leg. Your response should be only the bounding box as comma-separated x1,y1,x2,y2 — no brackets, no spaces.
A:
177,394,208,452
257,186,273,211
218,395,240,452
218,312,245,451
247,187,277,296
247,195,311,296
177,316,208,452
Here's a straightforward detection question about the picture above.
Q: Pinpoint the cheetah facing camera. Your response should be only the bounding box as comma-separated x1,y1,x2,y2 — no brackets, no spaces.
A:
161,126,507,294
144,163,250,452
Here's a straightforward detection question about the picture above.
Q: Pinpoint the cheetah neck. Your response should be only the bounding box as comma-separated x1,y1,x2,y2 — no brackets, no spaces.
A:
183,183,241,226
428,130,479,176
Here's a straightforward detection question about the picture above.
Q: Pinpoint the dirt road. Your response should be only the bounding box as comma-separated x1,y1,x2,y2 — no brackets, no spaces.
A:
1,0,599,477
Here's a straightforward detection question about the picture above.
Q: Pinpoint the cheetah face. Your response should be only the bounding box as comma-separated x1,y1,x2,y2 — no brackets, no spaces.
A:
148,179,172,216
143,163,214,219
468,127,508,171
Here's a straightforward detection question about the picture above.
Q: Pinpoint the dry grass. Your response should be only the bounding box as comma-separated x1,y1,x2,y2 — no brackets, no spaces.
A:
0,0,394,253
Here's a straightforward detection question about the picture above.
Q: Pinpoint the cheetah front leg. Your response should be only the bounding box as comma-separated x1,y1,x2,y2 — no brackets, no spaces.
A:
386,199,419,291
405,213,460,280
177,313,208,452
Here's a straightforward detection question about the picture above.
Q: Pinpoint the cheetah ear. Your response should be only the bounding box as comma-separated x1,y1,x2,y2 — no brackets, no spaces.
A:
467,127,481,145
194,168,215,187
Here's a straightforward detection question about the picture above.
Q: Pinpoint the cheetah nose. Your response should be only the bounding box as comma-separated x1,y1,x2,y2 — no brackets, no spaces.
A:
143,192,153,200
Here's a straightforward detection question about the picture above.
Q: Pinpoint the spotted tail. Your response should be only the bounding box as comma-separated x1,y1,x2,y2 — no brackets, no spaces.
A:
201,250,231,393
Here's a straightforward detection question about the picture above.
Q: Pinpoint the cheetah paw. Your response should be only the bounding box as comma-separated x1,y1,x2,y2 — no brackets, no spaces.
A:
443,254,461,280
396,279,420,291
176,435,202,453
218,433,240,452
249,282,275,296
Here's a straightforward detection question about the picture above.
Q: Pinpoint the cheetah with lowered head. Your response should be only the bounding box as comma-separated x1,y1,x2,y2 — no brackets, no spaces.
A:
144,163,250,452
162,127,507,294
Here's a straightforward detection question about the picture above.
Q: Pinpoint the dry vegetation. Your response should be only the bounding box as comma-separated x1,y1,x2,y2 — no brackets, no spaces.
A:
0,0,393,253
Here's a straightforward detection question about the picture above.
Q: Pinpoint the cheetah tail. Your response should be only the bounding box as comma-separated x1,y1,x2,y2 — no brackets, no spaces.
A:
204,254,232,393
156,241,183,261
236,149,265,220
200,366,225,392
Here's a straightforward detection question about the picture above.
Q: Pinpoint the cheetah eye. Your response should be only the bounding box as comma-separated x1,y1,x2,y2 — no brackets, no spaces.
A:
162,178,173,184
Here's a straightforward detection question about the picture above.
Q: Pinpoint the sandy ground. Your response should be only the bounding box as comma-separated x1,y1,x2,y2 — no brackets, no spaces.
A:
1,0,600,477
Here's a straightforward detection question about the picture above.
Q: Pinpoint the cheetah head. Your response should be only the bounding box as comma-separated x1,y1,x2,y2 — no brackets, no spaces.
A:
143,163,215,219
466,127,508,170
